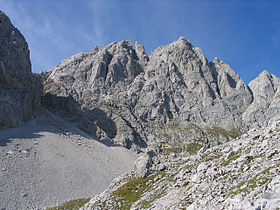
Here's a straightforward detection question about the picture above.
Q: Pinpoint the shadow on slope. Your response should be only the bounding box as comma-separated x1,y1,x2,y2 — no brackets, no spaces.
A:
0,93,117,148
41,93,147,149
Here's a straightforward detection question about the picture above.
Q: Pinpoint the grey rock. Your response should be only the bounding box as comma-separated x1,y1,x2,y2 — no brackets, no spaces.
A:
134,150,164,178
0,10,41,129
242,70,280,127
41,36,255,149
83,118,280,210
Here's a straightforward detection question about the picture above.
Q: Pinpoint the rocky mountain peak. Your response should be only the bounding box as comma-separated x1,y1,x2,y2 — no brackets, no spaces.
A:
135,41,149,64
1,9,276,150
0,11,32,89
242,70,280,127
0,10,41,129
41,36,270,149
249,70,280,92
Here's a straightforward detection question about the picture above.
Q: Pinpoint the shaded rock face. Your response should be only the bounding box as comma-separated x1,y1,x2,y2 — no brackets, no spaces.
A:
0,11,41,128
42,36,259,149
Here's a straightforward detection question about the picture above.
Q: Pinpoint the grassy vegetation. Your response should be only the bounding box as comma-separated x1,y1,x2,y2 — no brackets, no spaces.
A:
206,126,240,140
47,198,90,210
253,135,260,140
200,150,222,162
138,189,167,209
229,166,276,197
155,132,172,138
184,143,203,155
112,172,166,210
161,143,203,155
184,123,203,132
161,146,182,155
268,151,279,160
221,149,242,166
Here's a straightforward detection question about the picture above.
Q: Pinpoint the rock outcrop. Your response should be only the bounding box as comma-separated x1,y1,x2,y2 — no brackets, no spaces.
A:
0,11,41,128
42,37,258,149
82,118,280,210
243,70,280,127
1,9,280,210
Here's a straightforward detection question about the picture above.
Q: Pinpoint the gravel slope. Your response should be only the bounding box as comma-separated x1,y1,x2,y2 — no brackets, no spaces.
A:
0,113,137,210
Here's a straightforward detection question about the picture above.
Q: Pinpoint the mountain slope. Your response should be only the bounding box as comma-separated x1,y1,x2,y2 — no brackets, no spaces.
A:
42,37,269,150
82,118,280,210
0,113,137,209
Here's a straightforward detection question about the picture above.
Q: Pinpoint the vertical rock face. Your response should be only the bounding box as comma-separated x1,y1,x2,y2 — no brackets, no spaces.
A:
43,41,147,149
0,11,41,128
42,36,256,149
242,70,280,127
133,37,252,128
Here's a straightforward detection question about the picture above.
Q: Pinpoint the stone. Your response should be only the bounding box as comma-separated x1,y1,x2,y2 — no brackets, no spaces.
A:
242,70,280,128
82,118,280,210
0,10,41,129
134,150,162,178
40,36,263,149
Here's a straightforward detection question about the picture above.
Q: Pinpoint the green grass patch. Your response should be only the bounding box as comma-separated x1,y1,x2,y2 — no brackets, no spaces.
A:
184,123,203,132
229,166,276,197
221,149,242,166
47,198,90,210
268,151,279,160
161,146,182,155
112,172,166,210
206,126,240,140
200,150,222,162
138,189,167,209
184,143,203,155
253,135,260,140
161,143,203,155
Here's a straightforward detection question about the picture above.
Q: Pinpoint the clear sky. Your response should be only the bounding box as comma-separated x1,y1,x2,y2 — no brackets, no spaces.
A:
0,0,279,84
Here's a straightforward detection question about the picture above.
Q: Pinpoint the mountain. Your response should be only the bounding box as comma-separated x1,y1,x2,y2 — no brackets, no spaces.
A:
0,11,41,129
40,33,280,210
1,9,280,210
41,36,279,151
242,70,280,127
82,119,280,210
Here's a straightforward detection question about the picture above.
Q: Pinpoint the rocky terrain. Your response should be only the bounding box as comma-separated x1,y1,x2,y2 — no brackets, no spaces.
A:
0,112,137,210
0,11,41,129
82,118,280,210
0,9,280,210
41,36,280,151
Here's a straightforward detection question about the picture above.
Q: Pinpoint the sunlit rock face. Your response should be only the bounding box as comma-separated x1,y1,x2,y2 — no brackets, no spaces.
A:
242,70,280,127
42,35,267,149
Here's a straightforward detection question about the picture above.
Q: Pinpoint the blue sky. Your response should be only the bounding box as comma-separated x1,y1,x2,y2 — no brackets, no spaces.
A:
0,0,279,84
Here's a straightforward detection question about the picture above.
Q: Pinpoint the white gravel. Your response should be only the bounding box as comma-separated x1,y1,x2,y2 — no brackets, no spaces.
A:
0,113,138,210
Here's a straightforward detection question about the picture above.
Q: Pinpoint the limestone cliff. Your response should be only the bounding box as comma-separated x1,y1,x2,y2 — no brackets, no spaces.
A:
0,11,41,128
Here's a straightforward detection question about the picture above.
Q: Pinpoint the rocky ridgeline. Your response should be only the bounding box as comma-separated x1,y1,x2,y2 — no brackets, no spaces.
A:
41,36,280,150
1,9,279,150
82,118,280,210
1,9,280,210
0,11,41,129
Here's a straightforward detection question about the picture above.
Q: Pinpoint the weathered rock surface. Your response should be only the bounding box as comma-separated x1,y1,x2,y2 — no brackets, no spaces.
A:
1,9,280,210
82,118,280,210
0,11,41,129
243,70,280,128
41,36,261,149
134,150,165,178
